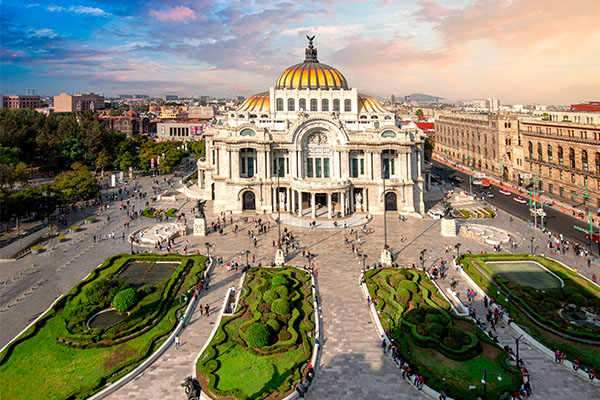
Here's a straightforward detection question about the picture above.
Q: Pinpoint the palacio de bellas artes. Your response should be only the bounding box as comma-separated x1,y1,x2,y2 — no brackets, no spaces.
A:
195,37,431,218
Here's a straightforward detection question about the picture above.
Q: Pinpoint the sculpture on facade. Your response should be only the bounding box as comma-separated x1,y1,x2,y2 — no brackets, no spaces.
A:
181,376,202,400
355,192,363,211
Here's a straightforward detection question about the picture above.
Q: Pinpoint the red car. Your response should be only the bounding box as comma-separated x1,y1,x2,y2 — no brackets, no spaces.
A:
586,233,600,244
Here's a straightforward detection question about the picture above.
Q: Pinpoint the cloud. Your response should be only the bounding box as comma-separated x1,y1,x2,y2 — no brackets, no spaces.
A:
281,24,363,36
149,6,197,22
46,4,111,16
27,28,59,39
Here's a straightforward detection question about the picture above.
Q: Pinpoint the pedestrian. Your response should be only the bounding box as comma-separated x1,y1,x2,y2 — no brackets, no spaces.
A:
175,335,180,349
315,338,320,350
181,316,187,327
205,304,210,316
381,335,387,353
439,390,447,400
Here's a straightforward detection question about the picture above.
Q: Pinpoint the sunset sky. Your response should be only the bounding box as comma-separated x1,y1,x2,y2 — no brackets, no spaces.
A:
1,0,599,104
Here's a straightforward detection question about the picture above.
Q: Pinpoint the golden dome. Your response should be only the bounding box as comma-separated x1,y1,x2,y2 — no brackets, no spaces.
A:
237,92,270,112
358,94,386,113
275,36,349,90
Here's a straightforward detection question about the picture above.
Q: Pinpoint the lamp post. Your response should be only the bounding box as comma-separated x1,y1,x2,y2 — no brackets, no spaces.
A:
380,164,392,266
480,367,502,400
515,334,523,368
130,239,134,255
306,252,315,268
530,236,535,255
274,165,286,266
455,243,462,259
420,249,427,270
378,309,394,334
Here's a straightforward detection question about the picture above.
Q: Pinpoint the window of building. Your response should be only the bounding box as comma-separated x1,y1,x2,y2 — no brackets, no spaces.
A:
287,98,295,111
333,99,340,112
307,158,313,178
299,98,306,110
276,98,283,111
381,150,396,178
310,98,318,112
528,141,533,158
315,158,322,177
559,170,563,180
596,152,600,173
321,99,329,112
537,143,543,161
559,187,564,197
240,148,256,178
571,173,575,183
571,190,577,201
549,183,553,194
569,148,575,168
547,145,553,163
558,146,564,165
324,158,330,178
582,150,588,171
344,99,351,112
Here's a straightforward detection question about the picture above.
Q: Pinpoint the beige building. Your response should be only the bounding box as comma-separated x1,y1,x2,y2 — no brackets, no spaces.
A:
2,95,41,109
156,120,208,141
196,38,426,216
53,92,105,112
435,111,518,180
519,118,600,212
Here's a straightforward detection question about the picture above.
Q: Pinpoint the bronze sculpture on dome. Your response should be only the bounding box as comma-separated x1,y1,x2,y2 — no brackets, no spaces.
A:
305,35,318,62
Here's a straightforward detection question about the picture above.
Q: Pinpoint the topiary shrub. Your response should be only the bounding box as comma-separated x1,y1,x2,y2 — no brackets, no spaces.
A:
271,298,290,315
266,318,280,333
112,288,138,312
274,285,289,298
418,323,447,341
404,308,425,324
271,274,290,288
263,289,278,303
400,280,418,292
424,313,441,324
545,287,563,301
569,293,589,307
396,288,411,303
245,322,270,348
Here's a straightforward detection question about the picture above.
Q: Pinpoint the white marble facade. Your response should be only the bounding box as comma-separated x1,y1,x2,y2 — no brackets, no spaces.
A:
196,38,425,217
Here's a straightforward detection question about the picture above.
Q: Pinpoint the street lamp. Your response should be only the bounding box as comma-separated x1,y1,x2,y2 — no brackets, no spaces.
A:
480,367,502,400
380,164,392,266
274,165,285,266
378,309,394,334
420,249,427,270
515,334,523,368
244,249,250,267
530,236,535,255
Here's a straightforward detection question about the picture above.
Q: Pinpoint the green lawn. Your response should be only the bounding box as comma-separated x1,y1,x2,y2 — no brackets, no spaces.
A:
0,254,206,400
366,268,520,399
197,267,314,400
459,253,600,371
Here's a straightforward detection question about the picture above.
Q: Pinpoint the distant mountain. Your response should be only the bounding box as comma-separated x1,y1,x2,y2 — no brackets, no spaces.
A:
402,93,447,102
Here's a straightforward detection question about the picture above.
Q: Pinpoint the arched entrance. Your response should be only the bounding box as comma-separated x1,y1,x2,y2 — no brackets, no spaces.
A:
502,167,509,182
242,191,256,210
385,192,397,211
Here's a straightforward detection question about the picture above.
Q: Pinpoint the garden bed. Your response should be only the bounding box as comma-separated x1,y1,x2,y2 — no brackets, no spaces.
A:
0,254,206,400
458,253,600,370
365,268,520,399
196,267,314,400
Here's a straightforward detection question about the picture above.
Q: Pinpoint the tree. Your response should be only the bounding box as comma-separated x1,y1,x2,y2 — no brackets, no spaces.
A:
424,136,434,161
188,140,205,160
415,109,424,118
95,149,111,176
54,163,100,204
109,109,122,116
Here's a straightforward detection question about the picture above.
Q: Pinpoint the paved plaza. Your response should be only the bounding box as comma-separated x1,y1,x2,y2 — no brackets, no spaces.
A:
2,177,600,399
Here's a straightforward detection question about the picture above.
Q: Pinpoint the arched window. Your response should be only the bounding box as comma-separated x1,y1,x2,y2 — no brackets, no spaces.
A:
276,98,283,111
310,98,318,112
299,98,306,111
537,143,543,161
558,146,564,165
344,99,351,112
582,150,588,171
569,148,575,168
596,152,600,173
287,98,295,111
528,142,533,158
333,99,340,112
321,99,329,112
547,145,553,163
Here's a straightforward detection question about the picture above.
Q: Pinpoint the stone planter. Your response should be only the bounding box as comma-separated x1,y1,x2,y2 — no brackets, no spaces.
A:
69,226,81,232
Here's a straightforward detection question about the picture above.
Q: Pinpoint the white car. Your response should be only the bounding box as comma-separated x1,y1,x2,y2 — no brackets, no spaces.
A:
513,196,527,204
499,189,511,195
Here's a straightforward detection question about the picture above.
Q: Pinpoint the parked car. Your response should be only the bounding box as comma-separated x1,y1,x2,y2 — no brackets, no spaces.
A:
513,196,527,204
499,189,511,195
586,233,600,244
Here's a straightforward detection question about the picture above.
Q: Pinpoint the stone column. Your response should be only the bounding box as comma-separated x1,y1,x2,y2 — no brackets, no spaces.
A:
266,151,271,178
327,193,332,218
311,192,316,219
366,151,373,179
398,151,405,181
340,150,349,179
373,151,382,180
231,149,240,178
341,191,346,217
286,187,291,211
291,188,296,214
406,152,413,181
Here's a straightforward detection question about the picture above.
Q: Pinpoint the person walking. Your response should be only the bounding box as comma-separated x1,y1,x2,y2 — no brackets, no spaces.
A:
175,335,180,349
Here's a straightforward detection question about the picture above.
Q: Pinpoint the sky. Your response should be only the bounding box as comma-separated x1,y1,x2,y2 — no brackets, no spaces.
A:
1,0,599,104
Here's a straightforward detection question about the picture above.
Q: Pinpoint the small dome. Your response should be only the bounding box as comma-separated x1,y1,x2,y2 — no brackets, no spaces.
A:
237,92,270,112
358,94,386,113
275,36,348,90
